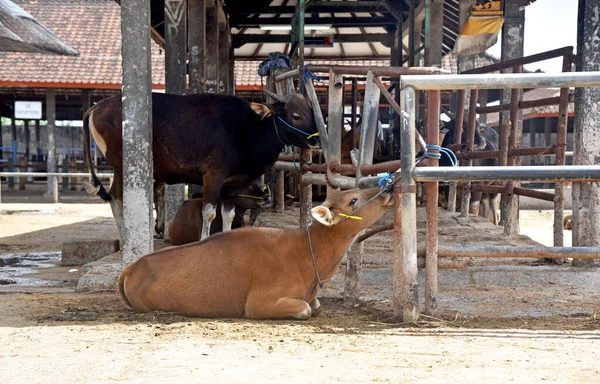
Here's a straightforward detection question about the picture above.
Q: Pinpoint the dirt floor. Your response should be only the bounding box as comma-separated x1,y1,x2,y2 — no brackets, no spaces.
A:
1,187,599,382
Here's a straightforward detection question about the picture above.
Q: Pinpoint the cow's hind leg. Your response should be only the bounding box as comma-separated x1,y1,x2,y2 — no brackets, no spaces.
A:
200,173,226,241
109,174,124,247
245,296,312,320
220,198,236,232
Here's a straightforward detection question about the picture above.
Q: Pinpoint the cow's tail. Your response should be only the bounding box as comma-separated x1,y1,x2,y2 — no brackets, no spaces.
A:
83,104,112,201
117,271,133,309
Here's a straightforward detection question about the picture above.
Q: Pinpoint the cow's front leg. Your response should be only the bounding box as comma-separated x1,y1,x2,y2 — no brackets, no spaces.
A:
309,297,322,317
201,173,226,241
220,198,236,232
244,296,312,320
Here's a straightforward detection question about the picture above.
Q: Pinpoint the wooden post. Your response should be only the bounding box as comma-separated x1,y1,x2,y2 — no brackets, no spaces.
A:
460,89,479,217
70,157,78,191
120,0,154,264
218,18,230,94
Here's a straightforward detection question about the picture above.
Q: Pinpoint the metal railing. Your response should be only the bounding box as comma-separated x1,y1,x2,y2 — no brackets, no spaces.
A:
0,172,113,204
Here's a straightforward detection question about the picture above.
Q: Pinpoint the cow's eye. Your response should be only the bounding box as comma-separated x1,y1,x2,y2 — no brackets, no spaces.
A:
293,113,301,121
349,198,358,206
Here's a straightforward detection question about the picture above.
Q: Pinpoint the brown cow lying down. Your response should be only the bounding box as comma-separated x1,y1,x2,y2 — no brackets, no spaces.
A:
169,183,272,245
117,187,392,320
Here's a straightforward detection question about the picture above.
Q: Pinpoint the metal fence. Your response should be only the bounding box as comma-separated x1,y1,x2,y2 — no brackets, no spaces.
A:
269,64,600,322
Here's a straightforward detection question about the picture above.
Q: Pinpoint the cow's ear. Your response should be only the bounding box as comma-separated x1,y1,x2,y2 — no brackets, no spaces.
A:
251,103,274,120
311,205,341,226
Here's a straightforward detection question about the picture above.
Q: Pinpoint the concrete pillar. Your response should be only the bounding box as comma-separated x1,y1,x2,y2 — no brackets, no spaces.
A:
120,0,154,265
218,19,230,94
500,0,525,235
573,0,600,267
188,0,205,93
424,0,443,67
164,0,187,238
44,89,57,197
205,4,219,93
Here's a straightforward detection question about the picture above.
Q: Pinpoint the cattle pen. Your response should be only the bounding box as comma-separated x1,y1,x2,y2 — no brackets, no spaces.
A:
270,66,600,322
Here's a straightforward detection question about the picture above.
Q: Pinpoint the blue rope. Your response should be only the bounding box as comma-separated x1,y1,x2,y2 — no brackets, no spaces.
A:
275,115,315,138
416,144,458,166
302,64,321,94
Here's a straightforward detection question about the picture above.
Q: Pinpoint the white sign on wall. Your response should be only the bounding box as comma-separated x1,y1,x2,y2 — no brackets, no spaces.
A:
14,101,42,119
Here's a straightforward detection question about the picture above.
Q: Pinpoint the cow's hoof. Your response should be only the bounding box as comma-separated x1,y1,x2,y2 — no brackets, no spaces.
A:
309,298,322,317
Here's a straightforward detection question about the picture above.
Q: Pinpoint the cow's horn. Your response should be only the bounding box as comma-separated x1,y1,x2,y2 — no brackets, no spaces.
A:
260,88,287,103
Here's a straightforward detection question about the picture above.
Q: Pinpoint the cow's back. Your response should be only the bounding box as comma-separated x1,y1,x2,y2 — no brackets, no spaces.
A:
151,93,260,183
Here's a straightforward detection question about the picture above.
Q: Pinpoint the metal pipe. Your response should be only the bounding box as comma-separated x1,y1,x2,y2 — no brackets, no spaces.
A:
412,165,600,182
301,173,327,186
395,86,418,322
0,172,113,177
461,89,478,217
274,68,300,81
328,70,344,194
470,184,555,202
447,89,466,213
306,65,449,76
505,69,522,236
463,46,574,74
439,245,600,259
274,161,300,172
328,174,357,190
477,96,574,114
357,176,385,189
400,71,600,90
329,163,357,175
304,79,329,163
425,89,440,317
372,75,427,154
554,52,572,249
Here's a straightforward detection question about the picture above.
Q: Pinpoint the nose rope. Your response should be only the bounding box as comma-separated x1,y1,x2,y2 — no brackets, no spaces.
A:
273,115,319,141
339,172,398,222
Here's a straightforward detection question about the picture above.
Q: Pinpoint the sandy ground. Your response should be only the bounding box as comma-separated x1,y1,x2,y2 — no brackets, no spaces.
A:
1,199,599,383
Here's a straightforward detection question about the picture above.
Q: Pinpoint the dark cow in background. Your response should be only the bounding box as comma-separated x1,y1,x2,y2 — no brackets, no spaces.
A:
83,91,318,241
439,114,501,225
168,181,272,246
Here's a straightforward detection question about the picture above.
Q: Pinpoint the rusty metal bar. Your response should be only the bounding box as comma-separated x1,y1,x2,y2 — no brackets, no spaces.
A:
439,245,600,259
456,146,557,161
463,46,574,75
372,75,427,154
477,96,573,114
306,65,448,77
554,52,573,249
304,79,329,162
412,165,600,183
330,163,357,175
470,184,555,202
274,68,300,81
447,89,466,213
425,89,440,317
357,223,394,243
461,89,478,217
395,86,418,322
504,66,522,236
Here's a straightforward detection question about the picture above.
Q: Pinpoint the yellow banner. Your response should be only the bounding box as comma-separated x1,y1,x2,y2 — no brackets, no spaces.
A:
460,16,505,36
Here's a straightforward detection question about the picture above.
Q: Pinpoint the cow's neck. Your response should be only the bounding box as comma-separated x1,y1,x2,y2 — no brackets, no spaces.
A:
304,222,362,283
246,115,288,175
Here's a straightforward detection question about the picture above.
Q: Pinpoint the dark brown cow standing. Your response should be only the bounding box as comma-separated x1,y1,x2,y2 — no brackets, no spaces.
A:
83,92,318,241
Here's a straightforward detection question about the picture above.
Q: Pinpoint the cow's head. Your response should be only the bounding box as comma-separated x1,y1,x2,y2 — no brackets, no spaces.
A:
252,90,320,149
311,187,393,233
234,182,272,210
441,117,487,151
